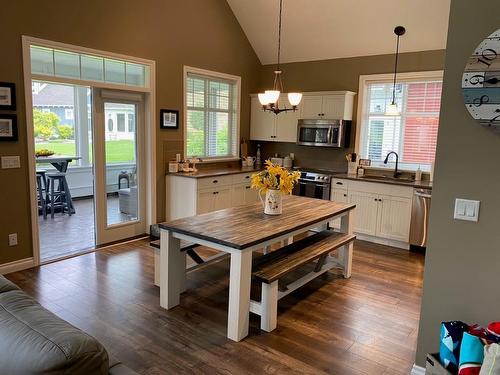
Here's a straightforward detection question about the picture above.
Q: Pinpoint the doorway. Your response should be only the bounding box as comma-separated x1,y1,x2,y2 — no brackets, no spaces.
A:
32,83,147,262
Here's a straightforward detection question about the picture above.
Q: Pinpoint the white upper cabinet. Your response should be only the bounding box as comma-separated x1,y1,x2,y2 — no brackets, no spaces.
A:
300,95,324,119
250,94,301,143
250,96,275,141
299,91,356,121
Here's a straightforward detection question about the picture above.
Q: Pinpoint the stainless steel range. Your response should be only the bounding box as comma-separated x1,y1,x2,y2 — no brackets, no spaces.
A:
292,171,332,200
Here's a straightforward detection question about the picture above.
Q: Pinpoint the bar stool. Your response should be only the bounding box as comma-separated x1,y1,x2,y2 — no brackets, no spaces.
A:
46,172,72,218
36,170,47,220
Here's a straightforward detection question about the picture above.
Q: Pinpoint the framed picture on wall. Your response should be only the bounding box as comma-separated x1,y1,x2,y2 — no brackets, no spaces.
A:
0,115,18,141
0,82,16,110
160,109,179,129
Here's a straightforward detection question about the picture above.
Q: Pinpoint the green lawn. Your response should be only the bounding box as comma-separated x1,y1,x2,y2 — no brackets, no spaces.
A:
36,140,135,164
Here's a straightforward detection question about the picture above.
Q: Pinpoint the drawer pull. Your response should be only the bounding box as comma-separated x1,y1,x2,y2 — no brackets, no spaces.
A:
245,176,250,179
245,186,251,189
213,191,219,195
213,180,218,184
343,194,347,197
336,182,343,185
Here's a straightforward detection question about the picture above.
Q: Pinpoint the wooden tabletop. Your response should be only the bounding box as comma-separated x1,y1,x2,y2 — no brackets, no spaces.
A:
159,195,355,250
35,156,81,163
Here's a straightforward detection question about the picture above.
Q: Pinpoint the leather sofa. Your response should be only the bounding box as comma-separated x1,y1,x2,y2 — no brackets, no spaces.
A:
0,275,139,375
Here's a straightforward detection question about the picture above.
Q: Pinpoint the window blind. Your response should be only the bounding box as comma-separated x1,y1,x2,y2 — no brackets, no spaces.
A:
361,80,442,170
186,73,238,159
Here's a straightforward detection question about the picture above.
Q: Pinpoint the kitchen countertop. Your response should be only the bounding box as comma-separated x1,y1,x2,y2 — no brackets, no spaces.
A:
167,166,262,179
333,173,433,189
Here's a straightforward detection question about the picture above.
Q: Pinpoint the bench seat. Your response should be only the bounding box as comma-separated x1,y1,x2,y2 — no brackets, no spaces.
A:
250,230,355,332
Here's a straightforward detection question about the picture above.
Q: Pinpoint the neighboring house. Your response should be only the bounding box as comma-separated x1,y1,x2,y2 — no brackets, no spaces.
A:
31,82,135,140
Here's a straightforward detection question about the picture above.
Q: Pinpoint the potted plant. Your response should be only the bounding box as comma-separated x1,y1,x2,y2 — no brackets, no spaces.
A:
251,160,300,215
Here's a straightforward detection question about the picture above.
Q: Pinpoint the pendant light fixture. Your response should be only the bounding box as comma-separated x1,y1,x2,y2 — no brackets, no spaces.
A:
258,0,302,115
386,26,406,116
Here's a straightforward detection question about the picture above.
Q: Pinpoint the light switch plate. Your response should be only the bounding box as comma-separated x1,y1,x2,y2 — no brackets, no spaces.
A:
1,156,21,169
454,198,480,222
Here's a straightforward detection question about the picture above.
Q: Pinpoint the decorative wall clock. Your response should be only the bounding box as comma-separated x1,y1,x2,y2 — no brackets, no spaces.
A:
462,28,500,132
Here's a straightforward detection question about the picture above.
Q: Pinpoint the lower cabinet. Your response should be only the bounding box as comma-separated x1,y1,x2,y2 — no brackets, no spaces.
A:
166,172,261,220
197,187,232,214
348,191,379,236
330,179,413,244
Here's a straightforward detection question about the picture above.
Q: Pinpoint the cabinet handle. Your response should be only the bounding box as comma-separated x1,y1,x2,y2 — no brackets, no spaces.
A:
336,182,343,185
246,186,251,189
374,198,378,202
213,180,218,183
343,194,347,197
245,176,250,179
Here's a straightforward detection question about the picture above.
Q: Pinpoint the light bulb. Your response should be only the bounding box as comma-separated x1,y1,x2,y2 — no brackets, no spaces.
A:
288,92,302,106
385,102,400,116
258,93,270,106
265,90,280,104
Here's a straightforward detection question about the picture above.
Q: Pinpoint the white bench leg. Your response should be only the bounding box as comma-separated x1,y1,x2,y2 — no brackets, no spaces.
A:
260,281,278,332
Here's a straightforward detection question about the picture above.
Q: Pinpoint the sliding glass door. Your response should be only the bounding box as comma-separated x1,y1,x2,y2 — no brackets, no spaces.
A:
92,89,146,245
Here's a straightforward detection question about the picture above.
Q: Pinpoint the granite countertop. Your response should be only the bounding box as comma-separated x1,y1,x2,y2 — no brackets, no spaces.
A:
333,173,433,189
167,166,262,179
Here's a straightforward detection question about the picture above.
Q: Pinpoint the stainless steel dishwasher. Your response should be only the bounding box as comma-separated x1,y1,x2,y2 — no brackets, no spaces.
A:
410,188,432,247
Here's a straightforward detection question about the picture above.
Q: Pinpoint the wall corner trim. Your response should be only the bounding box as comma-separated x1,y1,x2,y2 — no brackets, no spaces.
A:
411,364,426,375
0,257,35,275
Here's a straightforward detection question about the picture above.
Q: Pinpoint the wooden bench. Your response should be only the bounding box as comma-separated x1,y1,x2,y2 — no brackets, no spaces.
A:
250,230,356,332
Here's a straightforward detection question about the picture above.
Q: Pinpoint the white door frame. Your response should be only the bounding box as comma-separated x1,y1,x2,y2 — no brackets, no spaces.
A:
22,36,156,265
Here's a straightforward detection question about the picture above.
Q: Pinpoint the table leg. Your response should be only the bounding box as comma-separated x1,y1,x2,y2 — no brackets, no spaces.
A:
227,249,252,341
159,229,184,309
340,211,354,278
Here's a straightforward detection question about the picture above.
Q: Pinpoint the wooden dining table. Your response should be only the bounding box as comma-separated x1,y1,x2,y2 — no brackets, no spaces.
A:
157,195,356,342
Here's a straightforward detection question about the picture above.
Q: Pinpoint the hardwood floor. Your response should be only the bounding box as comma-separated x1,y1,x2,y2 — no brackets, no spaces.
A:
6,239,424,374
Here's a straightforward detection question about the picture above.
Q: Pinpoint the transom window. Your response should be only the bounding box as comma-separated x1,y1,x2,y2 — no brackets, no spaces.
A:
184,67,240,160
358,72,443,171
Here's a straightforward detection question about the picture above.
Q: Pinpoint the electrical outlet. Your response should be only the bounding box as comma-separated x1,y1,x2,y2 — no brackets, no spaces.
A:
8,233,17,247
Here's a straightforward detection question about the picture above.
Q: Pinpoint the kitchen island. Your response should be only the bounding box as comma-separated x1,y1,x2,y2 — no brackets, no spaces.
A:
157,195,356,341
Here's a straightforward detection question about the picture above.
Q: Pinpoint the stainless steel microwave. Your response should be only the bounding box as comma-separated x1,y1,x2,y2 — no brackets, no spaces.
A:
296,119,351,148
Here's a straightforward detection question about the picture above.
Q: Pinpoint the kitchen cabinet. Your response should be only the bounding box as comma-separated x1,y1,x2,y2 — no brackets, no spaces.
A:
250,94,300,142
166,172,260,220
299,91,356,120
377,195,412,242
330,188,348,229
330,178,414,248
348,191,379,236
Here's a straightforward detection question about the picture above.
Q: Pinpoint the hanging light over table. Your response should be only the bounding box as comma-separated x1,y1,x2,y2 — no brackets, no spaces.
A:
385,26,406,116
258,0,302,115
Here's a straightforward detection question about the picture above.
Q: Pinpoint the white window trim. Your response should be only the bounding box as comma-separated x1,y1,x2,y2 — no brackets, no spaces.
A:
183,66,241,162
355,70,444,171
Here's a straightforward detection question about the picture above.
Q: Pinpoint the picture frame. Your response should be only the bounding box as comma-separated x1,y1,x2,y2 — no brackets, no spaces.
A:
0,82,16,110
0,114,18,141
160,109,179,129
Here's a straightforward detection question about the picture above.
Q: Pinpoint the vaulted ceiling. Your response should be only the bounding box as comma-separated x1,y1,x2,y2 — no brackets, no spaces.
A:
226,0,451,65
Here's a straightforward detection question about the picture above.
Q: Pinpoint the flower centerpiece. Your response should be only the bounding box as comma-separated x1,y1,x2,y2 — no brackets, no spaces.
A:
251,160,300,215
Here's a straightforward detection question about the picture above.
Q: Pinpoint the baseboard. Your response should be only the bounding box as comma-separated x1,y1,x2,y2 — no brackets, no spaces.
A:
355,233,410,250
0,257,35,275
411,364,426,375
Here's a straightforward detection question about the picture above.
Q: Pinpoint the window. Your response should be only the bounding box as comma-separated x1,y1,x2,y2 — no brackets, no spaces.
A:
108,118,114,132
65,108,74,120
358,72,443,171
184,67,240,159
128,114,135,132
30,45,150,88
117,113,126,132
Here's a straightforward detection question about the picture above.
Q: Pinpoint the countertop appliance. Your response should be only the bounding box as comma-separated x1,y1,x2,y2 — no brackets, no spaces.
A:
409,188,432,248
297,119,351,148
292,170,331,200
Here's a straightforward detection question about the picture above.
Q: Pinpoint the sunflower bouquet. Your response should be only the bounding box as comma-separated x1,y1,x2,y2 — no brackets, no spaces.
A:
251,160,301,195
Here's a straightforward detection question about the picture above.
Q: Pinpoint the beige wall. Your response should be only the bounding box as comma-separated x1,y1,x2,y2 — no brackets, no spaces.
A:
0,0,261,264
415,0,500,366
256,50,446,170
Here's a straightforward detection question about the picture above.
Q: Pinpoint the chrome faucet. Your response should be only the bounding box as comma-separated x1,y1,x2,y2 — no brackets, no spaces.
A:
383,151,401,178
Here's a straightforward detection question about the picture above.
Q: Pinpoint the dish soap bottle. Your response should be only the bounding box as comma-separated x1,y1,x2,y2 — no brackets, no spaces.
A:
415,166,422,182
256,144,262,167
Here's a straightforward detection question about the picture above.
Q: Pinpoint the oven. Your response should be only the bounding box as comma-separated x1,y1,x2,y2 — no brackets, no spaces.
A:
292,171,331,200
297,119,351,148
